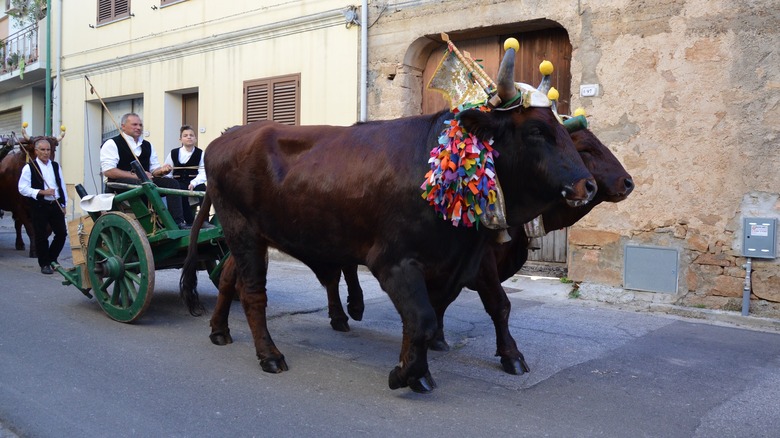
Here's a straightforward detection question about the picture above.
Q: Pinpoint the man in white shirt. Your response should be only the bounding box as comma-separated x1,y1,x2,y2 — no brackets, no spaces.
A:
100,113,189,229
18,138,68,274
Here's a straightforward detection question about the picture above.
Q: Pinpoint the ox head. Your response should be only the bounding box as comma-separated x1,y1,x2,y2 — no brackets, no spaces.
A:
19,124,65,157
455,45,596,226
535,128,634,232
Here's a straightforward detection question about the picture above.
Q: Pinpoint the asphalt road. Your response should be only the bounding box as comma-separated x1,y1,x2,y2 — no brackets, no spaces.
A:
1,214,780,437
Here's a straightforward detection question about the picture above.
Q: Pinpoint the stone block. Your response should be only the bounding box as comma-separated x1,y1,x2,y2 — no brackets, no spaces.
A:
687,234,709,252
711,275,744,297
694,253,732,267
752,271,780,303
569,229,621,247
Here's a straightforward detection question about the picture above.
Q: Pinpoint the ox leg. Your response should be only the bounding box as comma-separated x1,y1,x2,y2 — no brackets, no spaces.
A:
14,217,25,251
313,267,350,332
474,279,530,375
234,245,288,374
380,259,437,393
428,300,452,352
210,256,237,346
342,264,364,321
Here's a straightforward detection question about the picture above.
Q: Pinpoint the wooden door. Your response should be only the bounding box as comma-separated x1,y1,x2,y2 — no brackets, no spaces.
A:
182,93,199,134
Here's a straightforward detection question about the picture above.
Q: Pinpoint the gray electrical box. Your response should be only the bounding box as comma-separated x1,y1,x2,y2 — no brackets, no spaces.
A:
624,245,679,293
742,217,777,259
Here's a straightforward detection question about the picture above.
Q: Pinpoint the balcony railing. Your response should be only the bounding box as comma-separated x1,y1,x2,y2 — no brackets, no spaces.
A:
0,23,39,75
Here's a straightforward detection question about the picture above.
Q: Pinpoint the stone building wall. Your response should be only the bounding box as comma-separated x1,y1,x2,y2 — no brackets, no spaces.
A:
364,0,780,312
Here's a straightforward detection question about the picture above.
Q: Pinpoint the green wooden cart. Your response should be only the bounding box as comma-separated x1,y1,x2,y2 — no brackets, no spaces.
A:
54,164,228,323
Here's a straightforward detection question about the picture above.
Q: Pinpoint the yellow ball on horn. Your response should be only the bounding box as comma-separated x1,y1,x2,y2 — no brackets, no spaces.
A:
539,60,554,76
60,125,67,132
573,107,587,117
547,87,560,101
503,38,520,52
22,122,28,128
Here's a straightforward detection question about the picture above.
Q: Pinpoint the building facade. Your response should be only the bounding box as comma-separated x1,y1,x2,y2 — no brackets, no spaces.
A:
6,0,778,313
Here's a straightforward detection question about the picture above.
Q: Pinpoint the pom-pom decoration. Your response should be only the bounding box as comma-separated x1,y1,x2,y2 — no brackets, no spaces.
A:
547,87,560,101
503,38,520,52
539,60,554,76
22,122,28,128
573,107,587,117
421,103,500,228
60,125,67,132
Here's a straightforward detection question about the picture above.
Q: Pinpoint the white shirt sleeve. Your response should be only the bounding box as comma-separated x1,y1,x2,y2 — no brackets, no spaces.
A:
163,151,175,179
100,139,120,174
190,149,207,187
148,142,161,173
17,163,38,200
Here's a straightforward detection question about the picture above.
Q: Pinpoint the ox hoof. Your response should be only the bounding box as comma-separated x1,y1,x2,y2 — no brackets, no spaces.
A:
209,331,233,346
388,368,437,393
347,302,364,321
500,356,531,375
409,372,437,393
428,338,450,352
16,243,25,251
260,356,289,374
330,318,351,332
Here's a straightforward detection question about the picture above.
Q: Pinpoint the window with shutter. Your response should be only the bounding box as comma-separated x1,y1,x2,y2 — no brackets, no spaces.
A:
160,0,186,7
243,74,300,126
97,0,130,26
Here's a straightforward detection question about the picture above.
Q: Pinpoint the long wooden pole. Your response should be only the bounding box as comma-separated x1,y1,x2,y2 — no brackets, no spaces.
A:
84,75,143,164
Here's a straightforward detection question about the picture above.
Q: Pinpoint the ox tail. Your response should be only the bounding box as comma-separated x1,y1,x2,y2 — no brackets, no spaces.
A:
179,193,211,316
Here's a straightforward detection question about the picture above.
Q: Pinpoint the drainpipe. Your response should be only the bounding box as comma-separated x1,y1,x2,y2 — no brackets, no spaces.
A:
742,257,752,316
359,0,367,122
45,0,52,136
56,0,62,137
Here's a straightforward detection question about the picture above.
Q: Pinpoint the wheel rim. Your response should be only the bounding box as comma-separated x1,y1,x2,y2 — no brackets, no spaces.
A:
87,212,155,322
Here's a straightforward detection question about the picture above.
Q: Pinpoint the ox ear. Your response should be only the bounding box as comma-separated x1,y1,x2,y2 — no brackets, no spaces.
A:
458,109,497,140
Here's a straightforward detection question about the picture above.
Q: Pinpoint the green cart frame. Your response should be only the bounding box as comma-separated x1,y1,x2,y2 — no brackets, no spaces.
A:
54,171,228,323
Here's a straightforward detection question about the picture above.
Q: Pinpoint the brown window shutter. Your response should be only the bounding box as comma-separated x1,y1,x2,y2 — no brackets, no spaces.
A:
244,81,270,124
97,0,131,26
97,0,113,24
271,78,298,126
243,74,300,125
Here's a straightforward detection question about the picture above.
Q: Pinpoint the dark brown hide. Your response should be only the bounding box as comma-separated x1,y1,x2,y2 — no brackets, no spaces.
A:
181,101,594,392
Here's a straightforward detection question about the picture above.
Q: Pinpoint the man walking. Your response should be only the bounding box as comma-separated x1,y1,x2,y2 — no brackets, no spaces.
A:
18,138,68,274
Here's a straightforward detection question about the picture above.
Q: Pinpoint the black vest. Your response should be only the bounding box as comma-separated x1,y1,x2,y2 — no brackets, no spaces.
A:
29,160,65,206
106,134,151,172
171,147,203,184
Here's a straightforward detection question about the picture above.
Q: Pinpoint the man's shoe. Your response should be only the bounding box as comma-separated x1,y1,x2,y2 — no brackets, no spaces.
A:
41,266,53,275
178,221,192,230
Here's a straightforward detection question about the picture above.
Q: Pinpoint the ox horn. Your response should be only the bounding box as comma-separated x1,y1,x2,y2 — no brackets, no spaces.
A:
21,122,30,141
537,60,553,94
496,38,519,105
56,125,66,143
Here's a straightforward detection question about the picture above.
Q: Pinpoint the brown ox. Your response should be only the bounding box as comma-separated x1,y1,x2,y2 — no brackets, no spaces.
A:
180,47,595,392
205,127,633,377
0,135,62,257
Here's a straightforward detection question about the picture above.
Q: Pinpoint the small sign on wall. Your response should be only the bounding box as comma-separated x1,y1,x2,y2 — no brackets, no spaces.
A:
742,217,777,259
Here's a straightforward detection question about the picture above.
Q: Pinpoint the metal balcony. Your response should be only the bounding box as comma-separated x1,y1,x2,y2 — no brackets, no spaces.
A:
0,22,46,93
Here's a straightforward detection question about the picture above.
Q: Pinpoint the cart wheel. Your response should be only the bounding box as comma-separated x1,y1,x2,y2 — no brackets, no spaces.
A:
87,212,155,322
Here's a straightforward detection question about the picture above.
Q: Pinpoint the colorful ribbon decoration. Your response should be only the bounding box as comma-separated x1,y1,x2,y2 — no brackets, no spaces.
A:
421,103,499,227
